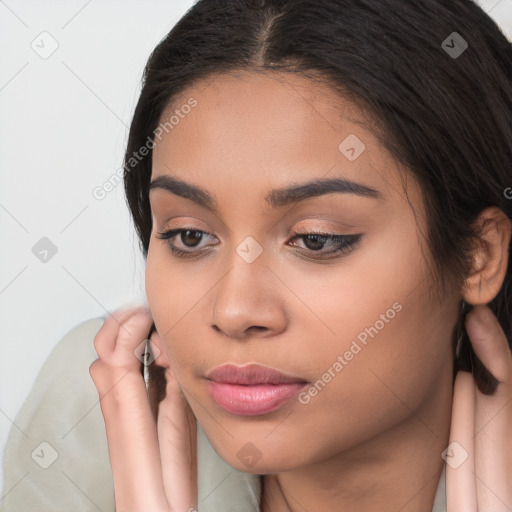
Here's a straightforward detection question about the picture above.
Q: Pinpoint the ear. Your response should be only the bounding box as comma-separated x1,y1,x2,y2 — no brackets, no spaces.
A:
149,329,171,368
462,207,511,305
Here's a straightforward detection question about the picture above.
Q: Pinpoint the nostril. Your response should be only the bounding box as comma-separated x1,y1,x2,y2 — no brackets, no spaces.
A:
245,326,267,335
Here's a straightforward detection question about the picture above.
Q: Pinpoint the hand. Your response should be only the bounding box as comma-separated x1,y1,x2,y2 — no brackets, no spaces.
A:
447,305,512,512
89,304,198,512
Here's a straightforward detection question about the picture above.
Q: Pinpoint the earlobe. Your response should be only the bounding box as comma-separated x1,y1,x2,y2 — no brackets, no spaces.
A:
462,207,511,306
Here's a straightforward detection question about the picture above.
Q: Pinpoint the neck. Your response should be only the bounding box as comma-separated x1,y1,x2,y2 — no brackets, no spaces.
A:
260,379,452,512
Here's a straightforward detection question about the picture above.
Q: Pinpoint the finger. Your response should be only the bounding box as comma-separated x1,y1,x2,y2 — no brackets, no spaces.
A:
146,331,168,419
474,382,512,512
465,305,512,385
466,307,512,510
94,303,149,360
157,359,198,512
113,306,153,369
446,371,477,512
90,359,170,511
96,306,153,370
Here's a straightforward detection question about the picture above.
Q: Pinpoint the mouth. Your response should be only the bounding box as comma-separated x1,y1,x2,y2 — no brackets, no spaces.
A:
205,363,308,416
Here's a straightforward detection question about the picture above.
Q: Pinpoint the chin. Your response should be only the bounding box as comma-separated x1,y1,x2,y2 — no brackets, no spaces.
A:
228,458,292,475
212,444,300,475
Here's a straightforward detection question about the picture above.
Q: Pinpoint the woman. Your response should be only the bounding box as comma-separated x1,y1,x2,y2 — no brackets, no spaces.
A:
90,0,512,511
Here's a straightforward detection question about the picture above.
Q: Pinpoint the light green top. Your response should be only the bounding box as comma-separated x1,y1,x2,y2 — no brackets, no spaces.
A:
1,318,446,511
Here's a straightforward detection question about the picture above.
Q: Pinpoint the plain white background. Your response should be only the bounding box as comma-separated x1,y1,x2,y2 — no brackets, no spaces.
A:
0,0,511,498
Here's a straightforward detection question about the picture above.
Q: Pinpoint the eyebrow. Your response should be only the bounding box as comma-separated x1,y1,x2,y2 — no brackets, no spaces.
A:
149,174,381,213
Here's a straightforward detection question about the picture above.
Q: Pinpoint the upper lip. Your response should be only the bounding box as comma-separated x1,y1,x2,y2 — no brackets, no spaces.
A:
205,363,307,385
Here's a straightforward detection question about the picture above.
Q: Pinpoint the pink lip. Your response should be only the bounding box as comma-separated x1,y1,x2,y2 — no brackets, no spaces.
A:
205,363,308,416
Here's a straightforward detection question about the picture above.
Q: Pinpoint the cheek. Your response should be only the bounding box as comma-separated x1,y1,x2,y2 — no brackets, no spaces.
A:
302,271,454,428
145,244,209,373
289,226,452,411
145,243,166,324
282,221,424,358
271,290,454,465
145,246,183,363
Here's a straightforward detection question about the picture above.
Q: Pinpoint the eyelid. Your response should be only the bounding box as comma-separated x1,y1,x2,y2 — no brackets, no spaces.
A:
156,225,363,261
156,224,352,243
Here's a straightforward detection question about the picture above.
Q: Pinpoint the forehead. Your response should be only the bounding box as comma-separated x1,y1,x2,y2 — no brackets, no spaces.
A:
151,70,411,206
155,70,373,153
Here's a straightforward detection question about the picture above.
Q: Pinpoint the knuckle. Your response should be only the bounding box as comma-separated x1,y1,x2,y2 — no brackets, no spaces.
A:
92,305,152,365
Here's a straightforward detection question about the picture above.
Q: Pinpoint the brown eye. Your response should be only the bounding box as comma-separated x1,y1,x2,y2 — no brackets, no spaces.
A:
179,229,203,247
288,232,363,258
156,228,217,258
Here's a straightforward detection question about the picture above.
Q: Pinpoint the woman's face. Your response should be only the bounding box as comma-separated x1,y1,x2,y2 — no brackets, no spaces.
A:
146,71,459,473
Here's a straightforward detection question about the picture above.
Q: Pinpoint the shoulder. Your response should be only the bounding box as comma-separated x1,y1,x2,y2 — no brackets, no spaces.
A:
8,316,106,423
1,315,115,512
47,316,106,367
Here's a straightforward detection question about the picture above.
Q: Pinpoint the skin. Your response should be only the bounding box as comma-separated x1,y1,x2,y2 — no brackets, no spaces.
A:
146,70,458,511
90,71,512,512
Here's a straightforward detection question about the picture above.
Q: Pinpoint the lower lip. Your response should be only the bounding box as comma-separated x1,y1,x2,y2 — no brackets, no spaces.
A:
207,380,307,416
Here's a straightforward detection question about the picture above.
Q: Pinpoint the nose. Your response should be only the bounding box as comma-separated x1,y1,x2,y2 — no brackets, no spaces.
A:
210,247,288,340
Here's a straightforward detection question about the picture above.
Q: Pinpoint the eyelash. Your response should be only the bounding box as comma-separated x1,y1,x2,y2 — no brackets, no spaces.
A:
156,228,363,260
